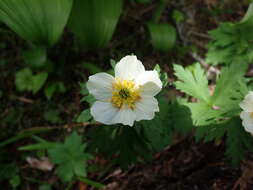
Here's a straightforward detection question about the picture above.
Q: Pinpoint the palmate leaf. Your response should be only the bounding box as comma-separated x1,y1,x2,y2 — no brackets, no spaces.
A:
211,63,248,115
48,132,92,182
174,62,248,126
68,0,123,49
206,3,253,65
174,63,210,103
0,0,73,46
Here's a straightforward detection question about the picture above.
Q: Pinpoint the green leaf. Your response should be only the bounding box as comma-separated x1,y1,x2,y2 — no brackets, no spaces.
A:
174,63,210,103
76,109,92,123
15,68,33,91
225,118,253,166
68,0,123,49
44,83,57,100
81,62,103,74
172,10,185,23
44,110,62,124
48,132,92,182
32,72,48,94
39,184,52,190
170,99,193,135
23,47,47,68
0,0,73,46
9,175,21,188
147,22,176,52
212,63,247,105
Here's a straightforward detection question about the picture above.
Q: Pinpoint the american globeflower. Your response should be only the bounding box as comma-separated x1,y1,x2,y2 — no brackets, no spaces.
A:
240,91,253,134
87,55,162,126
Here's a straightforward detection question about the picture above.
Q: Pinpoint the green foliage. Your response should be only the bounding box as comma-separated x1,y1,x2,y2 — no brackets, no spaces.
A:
68,0,123,49
154,64,168,87
174,63,210,103
88,96,172,168
225,118,253,166
15,68,48,94
44,110,63,124
0,0,73,46
170,99,193,136
147,22,176,52
48,132,92,182
206,3,253,65
44,81,66,100
76,109,92,123
23,47,47,68
172,10,185,23
174,62,251,164
0,163,20,189
39,184,52,190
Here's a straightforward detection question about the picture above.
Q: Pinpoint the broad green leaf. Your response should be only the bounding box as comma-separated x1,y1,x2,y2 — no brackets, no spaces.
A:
0,0,73,46
147,22,176,52
32,72,48,94
68,0,123,49
174,63,210,103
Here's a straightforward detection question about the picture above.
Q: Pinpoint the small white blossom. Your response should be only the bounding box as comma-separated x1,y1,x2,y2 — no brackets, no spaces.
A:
240,91,253,134
86,55,162,126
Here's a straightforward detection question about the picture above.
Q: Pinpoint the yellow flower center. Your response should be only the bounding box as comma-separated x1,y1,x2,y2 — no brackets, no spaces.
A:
250,112,253,118
111,79,141,109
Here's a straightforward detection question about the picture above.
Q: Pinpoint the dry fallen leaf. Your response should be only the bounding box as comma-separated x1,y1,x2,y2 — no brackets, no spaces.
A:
26,156,54,172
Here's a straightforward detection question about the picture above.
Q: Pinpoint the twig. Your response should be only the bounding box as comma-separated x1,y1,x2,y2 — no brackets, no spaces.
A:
189,31,211,40
16,97,34,104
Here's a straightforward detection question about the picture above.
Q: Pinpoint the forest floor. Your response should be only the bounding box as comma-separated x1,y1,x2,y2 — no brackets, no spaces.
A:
1,0,253,190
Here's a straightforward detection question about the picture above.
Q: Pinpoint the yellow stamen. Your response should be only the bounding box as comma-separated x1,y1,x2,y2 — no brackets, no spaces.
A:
250,112,253,118
111,78,141,109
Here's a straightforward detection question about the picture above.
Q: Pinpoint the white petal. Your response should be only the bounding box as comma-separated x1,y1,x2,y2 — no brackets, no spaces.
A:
240,91,253,112
115,55,145,80
134,96,159,121
135,71,162,96
111,108,136,126
86,73,114,101
240,111,253,134
90,101,118,125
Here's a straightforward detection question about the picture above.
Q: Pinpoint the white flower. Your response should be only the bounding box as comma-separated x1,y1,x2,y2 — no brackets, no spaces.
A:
86,55,162,126
240,91,253,134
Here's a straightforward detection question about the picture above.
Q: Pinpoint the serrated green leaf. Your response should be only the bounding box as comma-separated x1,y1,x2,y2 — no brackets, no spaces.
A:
174,63,210,103
48,132,92,182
